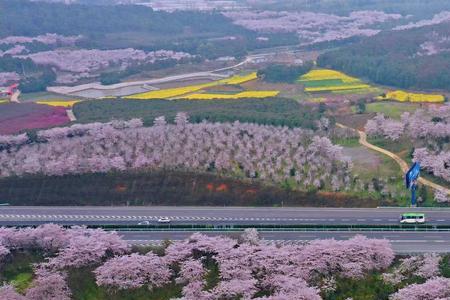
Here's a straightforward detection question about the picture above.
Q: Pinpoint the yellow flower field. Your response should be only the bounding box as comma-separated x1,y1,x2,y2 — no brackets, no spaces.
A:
181,91,279,100
36,100,82,107
377,90,445,103
299,69,372,93
123,82,214,100
124,73,258,100
300,69,360,83
220,72,258,85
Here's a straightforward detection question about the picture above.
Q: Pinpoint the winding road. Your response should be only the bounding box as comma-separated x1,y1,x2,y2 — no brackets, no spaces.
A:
336,123,450,195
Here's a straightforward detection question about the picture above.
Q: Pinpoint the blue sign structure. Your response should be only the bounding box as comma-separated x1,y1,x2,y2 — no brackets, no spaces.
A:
405,162,421,206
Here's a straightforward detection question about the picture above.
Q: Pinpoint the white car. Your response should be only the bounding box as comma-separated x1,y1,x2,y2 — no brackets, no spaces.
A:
157,217,171,223
137,221,150,225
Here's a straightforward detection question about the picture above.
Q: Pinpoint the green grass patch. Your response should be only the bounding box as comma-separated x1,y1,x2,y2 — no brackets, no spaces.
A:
204,260,220,291
368,137,413,156
350,148,410,206
324,273,395,300
0,251,44,293
332,137,360,147
440,255,450,278
357,102,420,119
332,87,381,95
301,79,345,88
11,272,33,293
68,267,182,300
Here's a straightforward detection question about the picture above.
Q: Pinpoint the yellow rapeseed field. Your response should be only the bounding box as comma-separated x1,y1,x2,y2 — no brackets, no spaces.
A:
377,90,445,103
123,82,214,100
299,69,371,93
300,69,360,83
124,73,259,100
220,72,258,85
36,100,81,107
181,91,279,100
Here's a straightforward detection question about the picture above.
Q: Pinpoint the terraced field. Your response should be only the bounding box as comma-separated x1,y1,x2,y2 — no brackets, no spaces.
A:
299,69,372,94
123,72,279,100
181,91,279,100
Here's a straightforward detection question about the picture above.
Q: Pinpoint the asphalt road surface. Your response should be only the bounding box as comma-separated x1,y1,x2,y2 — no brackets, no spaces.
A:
1,206,450,225
120,231,450,254
1,206,450,253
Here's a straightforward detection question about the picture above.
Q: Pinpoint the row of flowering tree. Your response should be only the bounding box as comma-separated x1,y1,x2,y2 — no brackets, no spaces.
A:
0,225,399,299
0,114,352,192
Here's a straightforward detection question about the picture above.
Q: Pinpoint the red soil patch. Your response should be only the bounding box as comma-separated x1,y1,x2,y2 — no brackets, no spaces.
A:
0,103,70,135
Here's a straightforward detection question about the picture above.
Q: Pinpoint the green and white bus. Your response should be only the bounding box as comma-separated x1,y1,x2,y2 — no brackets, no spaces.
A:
400,213,425,224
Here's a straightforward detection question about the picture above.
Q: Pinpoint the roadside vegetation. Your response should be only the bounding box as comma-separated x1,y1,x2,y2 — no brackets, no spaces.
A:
1,226,450,300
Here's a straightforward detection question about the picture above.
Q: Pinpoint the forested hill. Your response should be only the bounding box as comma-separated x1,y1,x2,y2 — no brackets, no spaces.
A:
0,0,245,37
317,23,450,91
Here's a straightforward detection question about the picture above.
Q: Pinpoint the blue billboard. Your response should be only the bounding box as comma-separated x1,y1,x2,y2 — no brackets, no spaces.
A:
405,162,420,189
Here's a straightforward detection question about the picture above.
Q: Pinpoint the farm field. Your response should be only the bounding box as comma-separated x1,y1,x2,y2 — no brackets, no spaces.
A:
377,90,445,103
181,90,279,99
73,98,321,128
351,102,421,119
124,72,260,100
0,103,70,135
35,100,82,108
299,69,372,93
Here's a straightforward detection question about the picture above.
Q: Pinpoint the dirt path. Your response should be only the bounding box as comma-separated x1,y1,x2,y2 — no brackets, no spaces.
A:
66,109,76,122
336,123,450,195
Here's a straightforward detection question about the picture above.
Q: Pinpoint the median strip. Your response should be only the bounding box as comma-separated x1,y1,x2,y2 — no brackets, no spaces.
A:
4,224,450,232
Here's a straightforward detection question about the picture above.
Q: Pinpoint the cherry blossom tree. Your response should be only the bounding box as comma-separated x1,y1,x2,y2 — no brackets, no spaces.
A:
0,34,81,46
394,11,450,30
45,228,128,269
390,277,450,300
366,105,450,184
94,252,171,290
224,10,402,45
383,254,442,285
434,189,450,203
0,117,352,191
16,49,192,84
25,269,71,300
0,285,26,300
0,226,403,299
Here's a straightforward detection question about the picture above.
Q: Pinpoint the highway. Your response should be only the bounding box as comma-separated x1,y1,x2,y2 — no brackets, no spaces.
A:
2,206,450,253
0,206,450,225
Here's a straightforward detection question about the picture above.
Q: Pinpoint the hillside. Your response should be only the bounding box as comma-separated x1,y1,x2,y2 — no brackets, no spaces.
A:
317,22,450,91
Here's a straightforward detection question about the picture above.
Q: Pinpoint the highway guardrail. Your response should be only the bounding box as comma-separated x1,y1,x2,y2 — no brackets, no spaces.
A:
5,224,450,232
